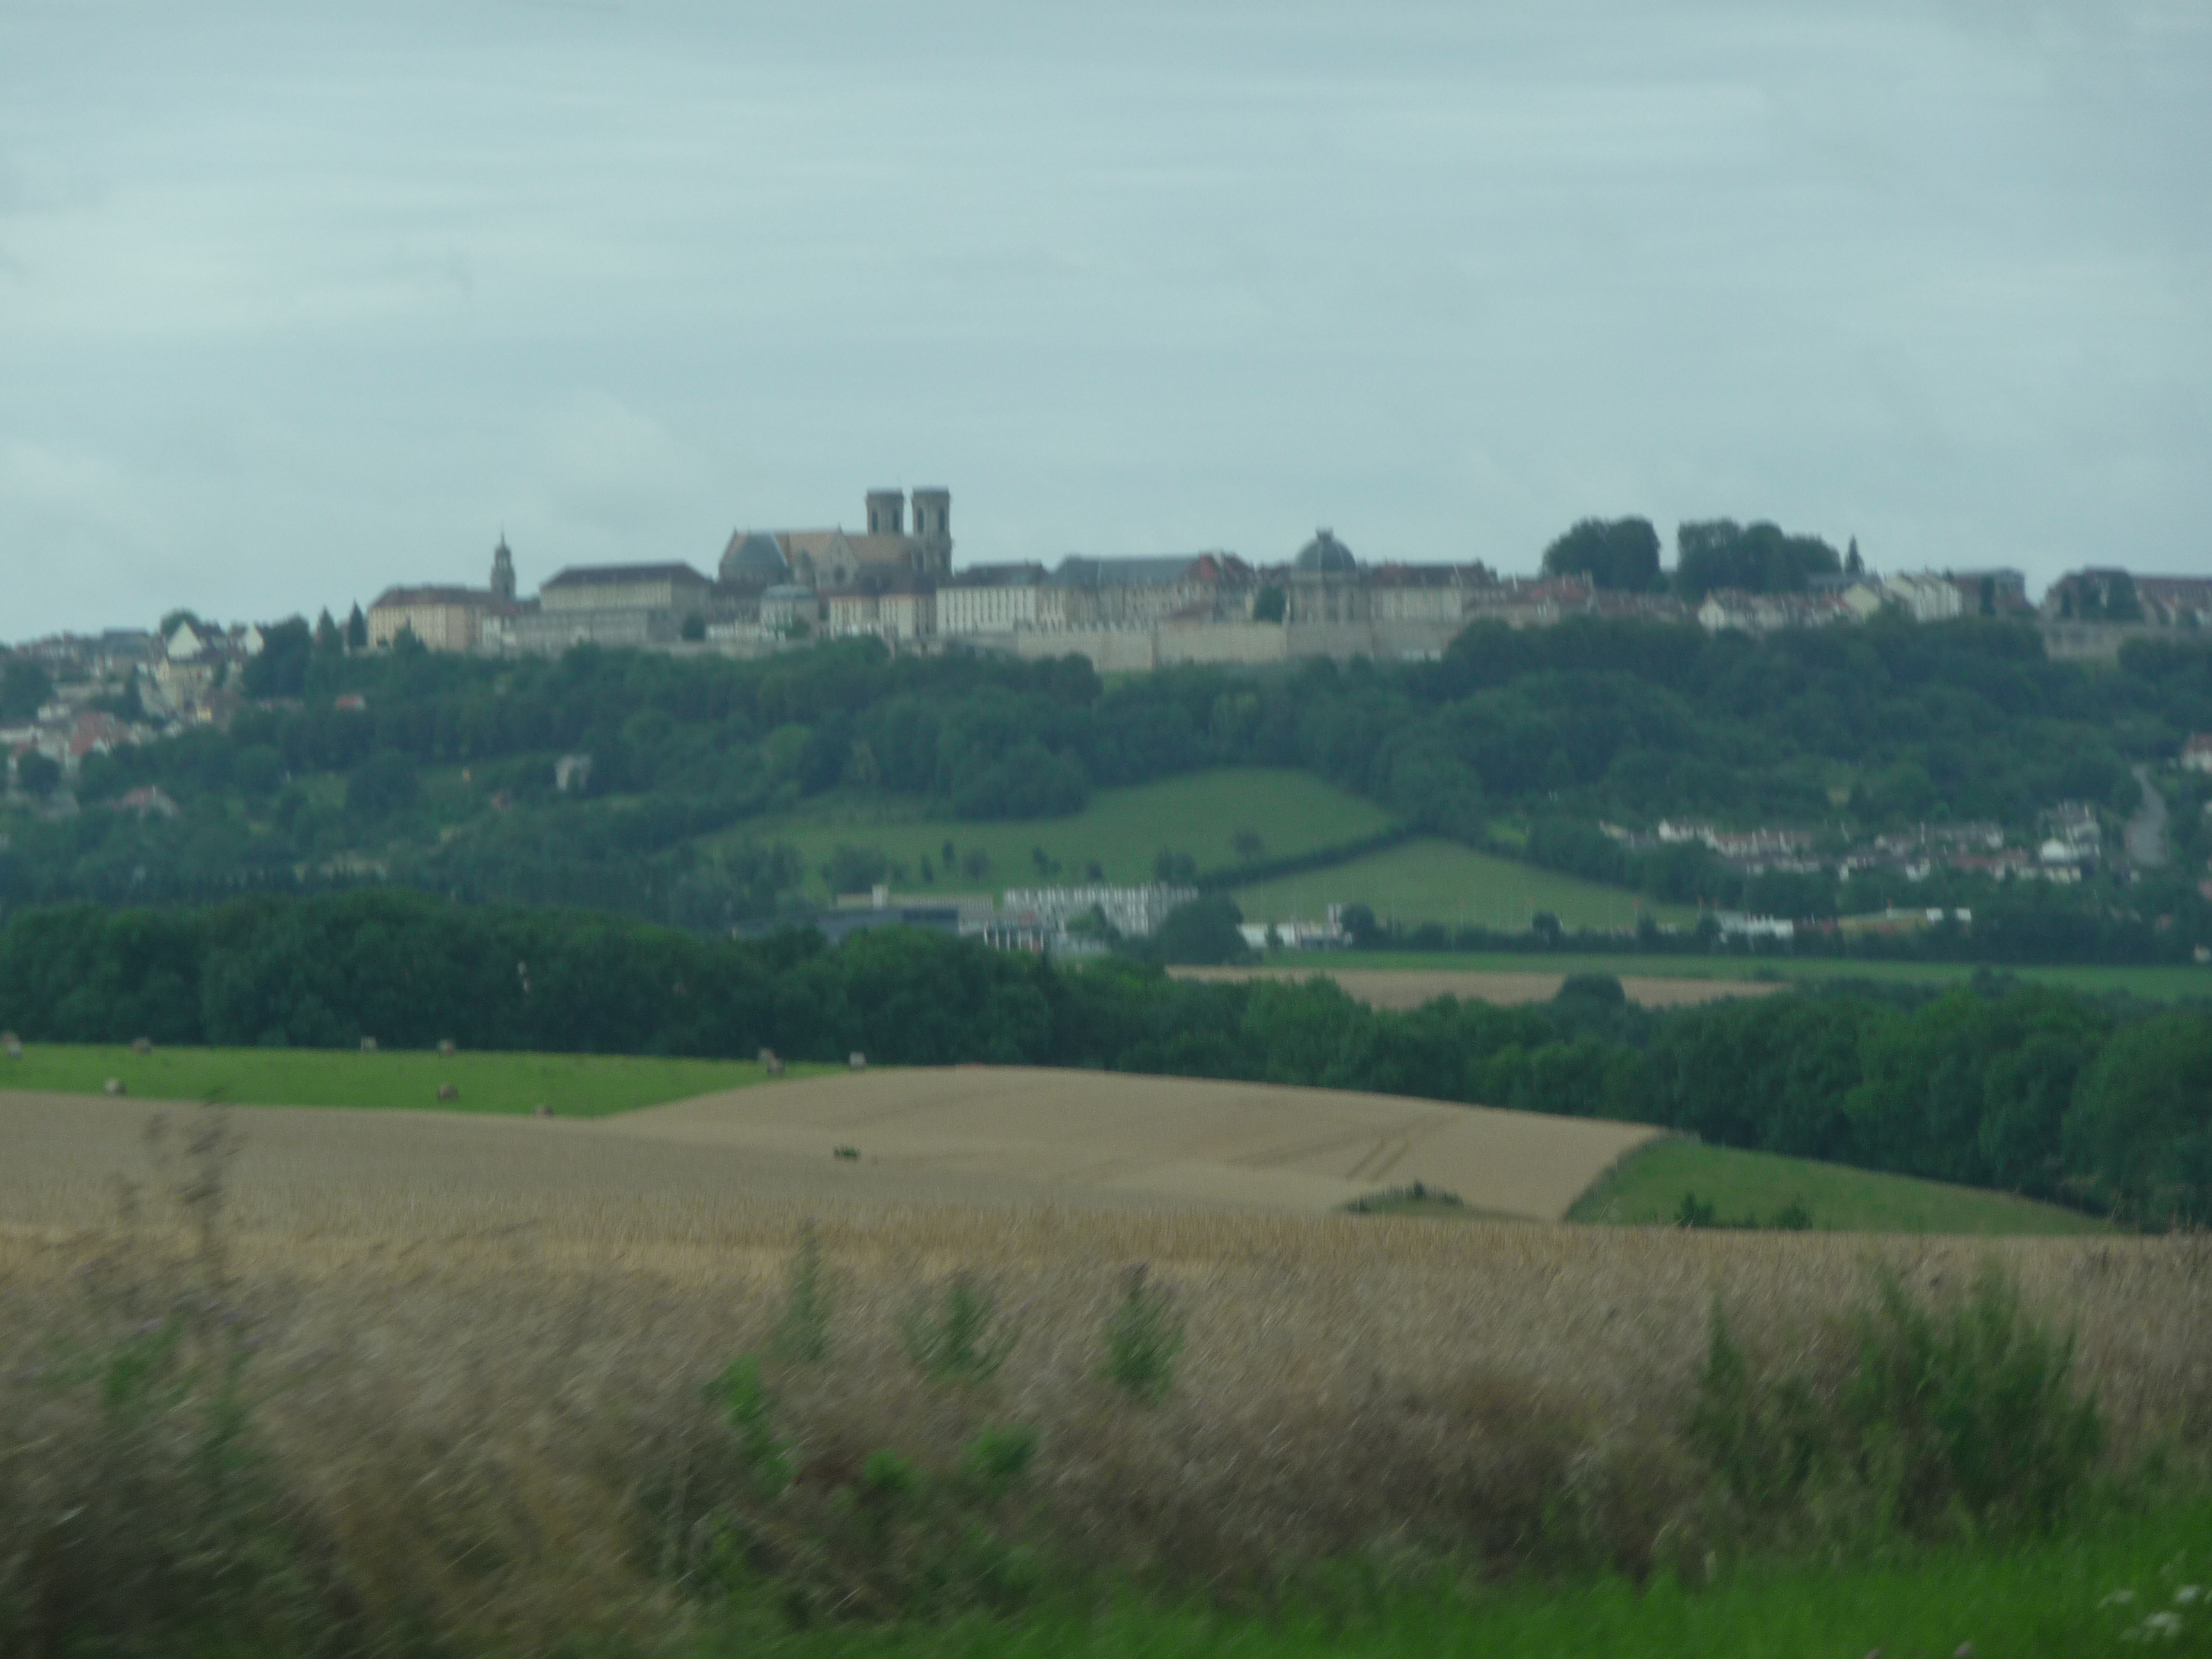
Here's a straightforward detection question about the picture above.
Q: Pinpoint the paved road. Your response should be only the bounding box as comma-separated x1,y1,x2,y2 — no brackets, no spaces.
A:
2126,763,2169,869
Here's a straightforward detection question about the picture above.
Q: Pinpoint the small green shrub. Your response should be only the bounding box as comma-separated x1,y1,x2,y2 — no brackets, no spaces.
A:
1690,1265,2104,1542
1676,1191,1720,1228
1687,1300,1829,1518
1843,1266,2102,1534
901,1274,1020,1387
769,1223,832,1365
709,1355,792,1500
958,1424,1039,1498
1100,1265,1185,1406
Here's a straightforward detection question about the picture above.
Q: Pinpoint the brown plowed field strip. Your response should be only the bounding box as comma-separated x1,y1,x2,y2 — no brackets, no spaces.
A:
1169,965,1788,1009
0,1068,1661,1237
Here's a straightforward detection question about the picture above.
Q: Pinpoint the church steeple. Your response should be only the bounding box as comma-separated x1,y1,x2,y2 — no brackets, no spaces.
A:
490,533,516,602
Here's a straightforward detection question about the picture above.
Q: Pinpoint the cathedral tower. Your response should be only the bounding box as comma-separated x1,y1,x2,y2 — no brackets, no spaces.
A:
865,489,906,536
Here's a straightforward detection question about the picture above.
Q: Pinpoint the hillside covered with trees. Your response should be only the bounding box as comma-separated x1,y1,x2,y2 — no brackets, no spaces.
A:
6,616,2212,953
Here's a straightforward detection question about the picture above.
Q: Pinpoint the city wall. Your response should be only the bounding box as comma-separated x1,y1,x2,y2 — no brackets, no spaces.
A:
1006,620,1460,673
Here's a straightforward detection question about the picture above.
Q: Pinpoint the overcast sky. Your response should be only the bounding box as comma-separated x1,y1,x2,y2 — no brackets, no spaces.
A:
3,1,2206,640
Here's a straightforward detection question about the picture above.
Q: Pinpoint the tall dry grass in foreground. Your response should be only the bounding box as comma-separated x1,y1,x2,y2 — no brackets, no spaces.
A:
1,1116,2209,1653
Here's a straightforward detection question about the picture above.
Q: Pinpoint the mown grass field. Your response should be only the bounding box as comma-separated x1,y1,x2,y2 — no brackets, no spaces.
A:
1231,836,1697,930
0,1043,826,1116
1308,948,2212,1002
715,1499,2212,1658
751,768,1397,896
1569,1135,2114,1236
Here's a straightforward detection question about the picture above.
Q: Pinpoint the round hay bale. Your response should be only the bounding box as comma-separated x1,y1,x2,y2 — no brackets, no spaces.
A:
360,1037,378,1053
103,1077,126,1096
130,1036,153,1055
849,1051,867,1072
436,1082,458,1102
437,1039,456,1057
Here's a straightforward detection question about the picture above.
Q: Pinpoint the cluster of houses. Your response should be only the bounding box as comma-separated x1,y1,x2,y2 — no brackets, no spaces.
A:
0,620,254,803
1608,799,2117,894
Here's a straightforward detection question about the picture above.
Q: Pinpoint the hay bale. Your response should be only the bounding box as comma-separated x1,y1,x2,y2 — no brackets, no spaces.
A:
102,1077,126,1096
130,1036,153,1055
849,1051,867,1073
1,1032,20,1060
531,1103,552,1118
436,1083,459,1102
360,1037,378,1052
437,1039,456,1057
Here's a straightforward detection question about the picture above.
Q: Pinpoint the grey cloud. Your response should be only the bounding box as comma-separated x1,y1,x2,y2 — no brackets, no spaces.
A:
1,0,2208,637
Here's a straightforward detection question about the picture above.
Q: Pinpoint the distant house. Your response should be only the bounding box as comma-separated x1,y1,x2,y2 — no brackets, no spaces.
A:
539,563,713,616
367,585,503,653
1882,572,1966,623
825,572,936,642
2183,734,2212,774
936,565,1062,635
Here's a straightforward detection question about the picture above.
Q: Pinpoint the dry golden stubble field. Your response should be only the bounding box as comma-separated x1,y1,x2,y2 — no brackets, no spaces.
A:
1168,965,1790,1010
3,1080,2208,1642
0,1070,1663,1226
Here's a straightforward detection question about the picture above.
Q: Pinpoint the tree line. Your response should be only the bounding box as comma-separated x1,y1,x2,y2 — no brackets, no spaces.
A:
2,892,2206,1226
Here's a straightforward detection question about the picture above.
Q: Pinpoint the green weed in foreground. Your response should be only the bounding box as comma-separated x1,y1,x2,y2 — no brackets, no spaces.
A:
902,1274,1022,1387
1571,1136,2112,1236
701,1501,2212,1656
1098,1265,1183,1407
0,1043,832,1116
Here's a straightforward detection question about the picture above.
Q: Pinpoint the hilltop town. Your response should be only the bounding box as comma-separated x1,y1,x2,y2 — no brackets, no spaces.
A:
349,488,2211,675
4,491,2209,844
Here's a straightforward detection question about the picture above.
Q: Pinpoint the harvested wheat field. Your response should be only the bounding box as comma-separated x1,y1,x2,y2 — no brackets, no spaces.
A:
1170,964,1787,1010
0,1068,1660,1233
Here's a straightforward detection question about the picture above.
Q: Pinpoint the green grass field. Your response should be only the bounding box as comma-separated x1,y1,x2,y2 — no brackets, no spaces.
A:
1569,1136,2113,1235
710,1500,2212,1658
753,768,1398,897
1308,948,2212,1001
1232,837,1697,930
0,1045,828,1117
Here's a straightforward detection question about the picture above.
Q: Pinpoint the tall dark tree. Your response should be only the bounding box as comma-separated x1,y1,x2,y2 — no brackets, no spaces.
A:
1541,517,1663,592
344,603,369,652
240,617,315,700
1674,520,1842,600
1,658,52,721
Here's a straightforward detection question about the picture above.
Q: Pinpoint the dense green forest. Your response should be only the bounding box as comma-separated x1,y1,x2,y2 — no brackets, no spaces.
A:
3,892,2208,1226
8,616,2212,951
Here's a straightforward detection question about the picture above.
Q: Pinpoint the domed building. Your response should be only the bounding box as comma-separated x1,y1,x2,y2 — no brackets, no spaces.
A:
1286,527,1368,623
1294,528,1358,575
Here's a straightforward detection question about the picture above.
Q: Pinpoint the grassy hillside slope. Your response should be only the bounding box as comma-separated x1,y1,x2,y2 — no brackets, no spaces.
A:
1233,837,1697,929
755,767,1397,895
1569,1136,2112,1235
0,1045,825,1117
